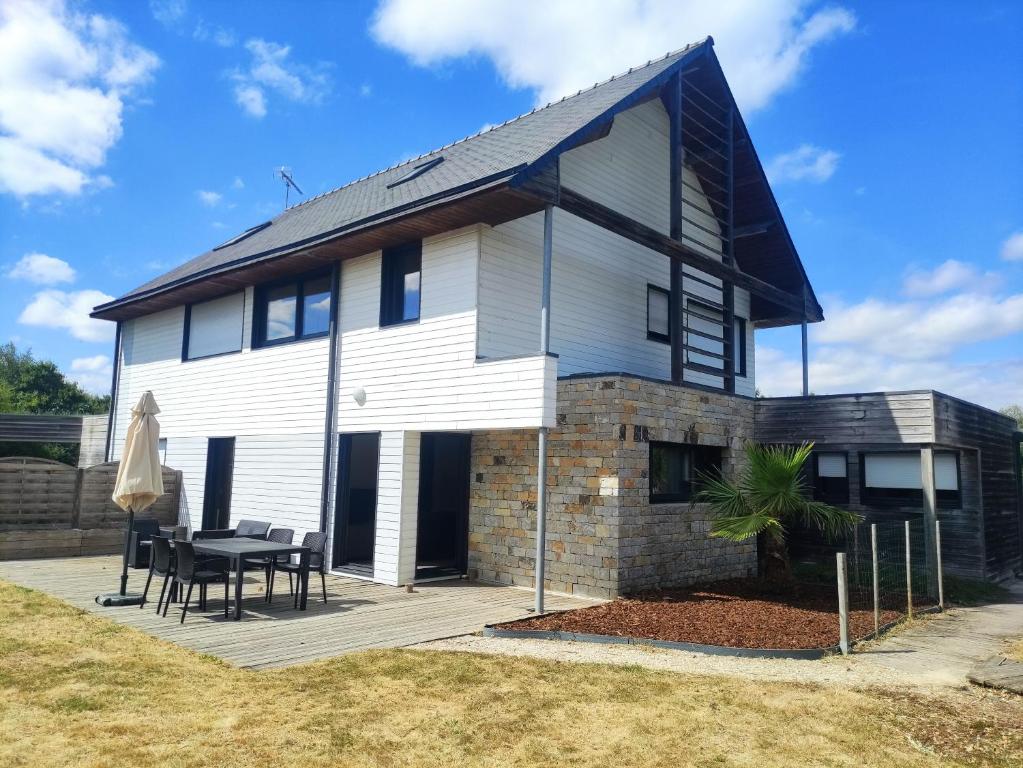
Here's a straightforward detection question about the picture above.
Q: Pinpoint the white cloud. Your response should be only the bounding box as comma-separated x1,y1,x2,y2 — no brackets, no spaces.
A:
18,288,115,342
196,189,222,207
901,259,995,298
756,345,1023,412
359,83,373,97
815,293,1023,360
0,0,159,198
230,38,330,119
1001,231,1023,262
231,176,245,189
370,0,855,111
7,252,76,284
755,267,1023,410
765,144,840,183
69,354,112,395
193,18,236,47
149,0,187,26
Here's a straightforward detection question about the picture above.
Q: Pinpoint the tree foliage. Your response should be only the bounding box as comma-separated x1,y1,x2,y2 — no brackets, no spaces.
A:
1000,404,1023,429
694,441,861,583
0,342,109,464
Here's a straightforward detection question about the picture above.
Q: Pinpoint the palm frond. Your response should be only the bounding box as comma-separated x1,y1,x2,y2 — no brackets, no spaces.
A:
710,511,784,542
800,501,862,542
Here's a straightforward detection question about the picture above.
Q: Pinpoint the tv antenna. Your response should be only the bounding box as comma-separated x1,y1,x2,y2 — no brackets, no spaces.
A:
275,166,304,209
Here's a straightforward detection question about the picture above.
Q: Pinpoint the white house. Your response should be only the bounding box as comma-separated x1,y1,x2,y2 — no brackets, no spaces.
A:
93,38,1021,598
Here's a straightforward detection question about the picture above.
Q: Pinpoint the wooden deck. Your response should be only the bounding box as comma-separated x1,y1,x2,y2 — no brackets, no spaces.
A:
0,556,596,669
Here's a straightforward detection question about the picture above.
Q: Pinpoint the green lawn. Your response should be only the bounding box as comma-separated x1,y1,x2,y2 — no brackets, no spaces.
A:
0,579,1020,768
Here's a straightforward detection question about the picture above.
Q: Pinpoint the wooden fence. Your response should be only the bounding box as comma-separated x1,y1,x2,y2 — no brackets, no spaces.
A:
0,457,182,560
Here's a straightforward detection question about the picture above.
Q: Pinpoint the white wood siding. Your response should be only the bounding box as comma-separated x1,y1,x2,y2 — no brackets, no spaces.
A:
336,226,555,431
373,430,420,586
477,99,755,394
112,285,331,534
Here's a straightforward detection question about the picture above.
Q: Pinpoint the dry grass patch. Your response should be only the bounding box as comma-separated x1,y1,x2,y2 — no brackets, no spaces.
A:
0,579,1020,768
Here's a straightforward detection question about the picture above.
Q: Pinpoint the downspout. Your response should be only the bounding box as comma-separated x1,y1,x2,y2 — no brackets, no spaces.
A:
318,260,342,533
104,321,122,462
535,204,553,614
800,285,809,397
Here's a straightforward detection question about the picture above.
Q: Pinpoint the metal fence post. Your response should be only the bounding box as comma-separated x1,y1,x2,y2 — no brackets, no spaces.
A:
836,552,850,655
871,523,880,638
936,520,944,611
904,520,913,619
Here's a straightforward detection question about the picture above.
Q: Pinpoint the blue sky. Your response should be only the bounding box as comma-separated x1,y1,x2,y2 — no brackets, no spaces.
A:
1,0,1021,408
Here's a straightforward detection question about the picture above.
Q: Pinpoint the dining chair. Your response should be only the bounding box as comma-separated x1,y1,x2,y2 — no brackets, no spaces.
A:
163,541,230,623
140,535,175,613
234,520,271,539
269,531,328,607
240,527,294,601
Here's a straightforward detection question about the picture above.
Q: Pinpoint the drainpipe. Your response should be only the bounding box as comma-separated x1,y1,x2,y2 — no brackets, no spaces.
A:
535,204,553,614
104,321,122,462
318,260,342,534
800,285,809,397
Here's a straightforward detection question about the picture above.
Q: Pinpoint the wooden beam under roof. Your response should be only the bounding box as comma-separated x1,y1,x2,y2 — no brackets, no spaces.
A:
554,185,810,318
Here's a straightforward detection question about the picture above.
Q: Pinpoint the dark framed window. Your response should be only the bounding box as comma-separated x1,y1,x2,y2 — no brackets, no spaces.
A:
253,271,334,348
812,452,848,504
380,241,421,327
647,284,670,343
649,442,722,504
860,451,961,509
733,316,747,376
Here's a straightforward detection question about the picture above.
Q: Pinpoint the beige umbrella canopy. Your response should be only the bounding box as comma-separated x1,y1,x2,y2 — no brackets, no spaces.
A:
112,391,164,512
98,391,165,605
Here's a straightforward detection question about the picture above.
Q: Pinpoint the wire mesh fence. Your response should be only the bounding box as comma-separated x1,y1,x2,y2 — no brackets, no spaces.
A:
791,516,942,647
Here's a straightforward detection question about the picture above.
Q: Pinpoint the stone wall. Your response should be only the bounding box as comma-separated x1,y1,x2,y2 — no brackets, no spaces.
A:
468,375,756,599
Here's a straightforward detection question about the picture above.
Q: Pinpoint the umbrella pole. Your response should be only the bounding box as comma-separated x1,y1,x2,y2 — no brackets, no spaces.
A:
120,507,135,596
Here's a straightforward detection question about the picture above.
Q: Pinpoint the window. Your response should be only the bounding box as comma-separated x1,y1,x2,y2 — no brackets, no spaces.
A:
861,452,961,508
649,442,722,503
386,156,444,188
380,241,421,326
813,452,848,504
253,272,334,347
647,284,670,343
158,438,167,465
183,292,244,360
685,299,725,369
733,316,748,376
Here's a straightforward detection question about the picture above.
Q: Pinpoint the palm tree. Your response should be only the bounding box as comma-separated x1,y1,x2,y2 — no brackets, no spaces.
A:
693,442,860,584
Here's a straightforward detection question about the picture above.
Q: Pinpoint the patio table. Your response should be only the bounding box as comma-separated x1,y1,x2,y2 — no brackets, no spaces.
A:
190,539,311,620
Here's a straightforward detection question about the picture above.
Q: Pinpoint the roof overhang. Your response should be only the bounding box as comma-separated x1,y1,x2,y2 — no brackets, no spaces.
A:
91,171,540,322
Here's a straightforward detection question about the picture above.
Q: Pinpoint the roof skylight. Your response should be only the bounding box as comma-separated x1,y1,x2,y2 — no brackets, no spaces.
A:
386,156,444,189
212,221,272,251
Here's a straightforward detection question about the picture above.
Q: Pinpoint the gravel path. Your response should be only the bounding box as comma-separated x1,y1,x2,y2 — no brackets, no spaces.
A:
418,581,1023,692
415,633,940,691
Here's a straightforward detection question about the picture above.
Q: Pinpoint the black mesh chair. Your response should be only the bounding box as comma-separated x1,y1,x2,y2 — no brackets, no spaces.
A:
128,518,161,569
140,535,175,613
234,520,270,540
269,531,328,607
163,541,229,623
240,527,294,601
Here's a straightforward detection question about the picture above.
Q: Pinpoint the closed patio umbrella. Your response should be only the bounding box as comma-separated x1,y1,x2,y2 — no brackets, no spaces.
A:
96,391,165,606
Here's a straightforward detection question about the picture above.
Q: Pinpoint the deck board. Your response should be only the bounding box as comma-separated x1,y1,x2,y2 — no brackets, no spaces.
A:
0,555,597,669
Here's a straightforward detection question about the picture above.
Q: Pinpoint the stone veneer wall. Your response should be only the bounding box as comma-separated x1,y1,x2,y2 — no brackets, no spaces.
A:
468,375,756,599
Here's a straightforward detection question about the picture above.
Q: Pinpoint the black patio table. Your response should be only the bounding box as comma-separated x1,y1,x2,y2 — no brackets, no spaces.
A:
191,539,311,621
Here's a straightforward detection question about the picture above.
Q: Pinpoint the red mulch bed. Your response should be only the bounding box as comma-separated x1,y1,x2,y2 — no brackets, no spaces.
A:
504,579,903,650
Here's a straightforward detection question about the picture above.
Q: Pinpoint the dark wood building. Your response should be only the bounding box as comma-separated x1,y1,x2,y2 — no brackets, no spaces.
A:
755,391,1023,580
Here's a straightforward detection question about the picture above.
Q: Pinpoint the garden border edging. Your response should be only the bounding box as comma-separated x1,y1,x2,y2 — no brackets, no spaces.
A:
481,626,840,660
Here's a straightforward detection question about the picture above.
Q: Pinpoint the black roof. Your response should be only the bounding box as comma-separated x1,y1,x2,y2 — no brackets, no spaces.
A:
102,42,707,310
93,37,821,323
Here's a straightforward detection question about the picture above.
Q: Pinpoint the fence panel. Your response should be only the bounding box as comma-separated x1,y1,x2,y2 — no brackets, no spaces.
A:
0,458,181,560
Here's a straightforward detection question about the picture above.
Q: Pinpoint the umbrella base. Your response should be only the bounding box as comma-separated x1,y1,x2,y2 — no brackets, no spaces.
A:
95,592,144,607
